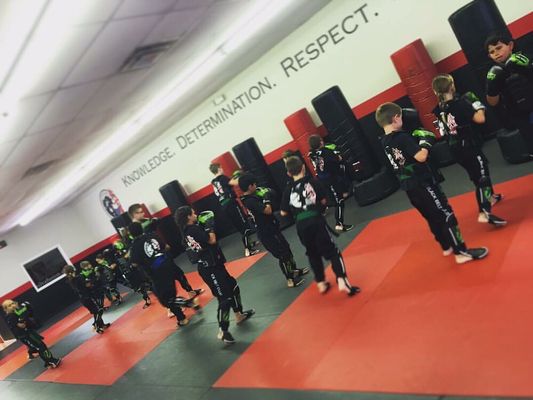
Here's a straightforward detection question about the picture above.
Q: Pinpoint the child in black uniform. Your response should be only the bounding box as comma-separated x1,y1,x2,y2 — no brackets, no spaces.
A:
65,262,111,333
176,206,255,344
485,33,533,154
281,157,360,296
239,173,309,288
209,163,258,257
112,240,152,308
432,74,506,226
2,299,61,368
95,252,122,306
308,135,354,232
375,102,489,264
128,222,201,328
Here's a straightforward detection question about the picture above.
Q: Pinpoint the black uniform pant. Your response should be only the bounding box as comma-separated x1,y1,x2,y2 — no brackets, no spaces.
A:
407,184,467,254
322,177,349,225
80,295,105,329
258,228,296,280
296,219,348,282
452,145,494,214
198,264,243,332
222,200,255,250
172,262,193,292
19,331,56,365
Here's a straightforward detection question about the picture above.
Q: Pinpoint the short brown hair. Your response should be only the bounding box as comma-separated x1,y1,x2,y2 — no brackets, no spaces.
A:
285,156,304,176
128,203,142,217
308,134,323,151
80,260,91,269
209,163,221,174
375,102,402,128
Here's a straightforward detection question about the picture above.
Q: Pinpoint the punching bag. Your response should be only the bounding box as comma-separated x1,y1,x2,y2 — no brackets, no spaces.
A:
312,86,380,181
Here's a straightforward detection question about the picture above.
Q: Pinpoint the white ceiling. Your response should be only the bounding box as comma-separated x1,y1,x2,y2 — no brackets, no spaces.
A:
0,0,330,234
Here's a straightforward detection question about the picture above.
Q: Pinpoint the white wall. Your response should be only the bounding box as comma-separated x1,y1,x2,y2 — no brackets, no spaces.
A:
0,204,103,295
2,0,530,296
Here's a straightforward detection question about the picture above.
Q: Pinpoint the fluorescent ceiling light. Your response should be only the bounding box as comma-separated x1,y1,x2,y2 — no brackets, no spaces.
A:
16,0,299,227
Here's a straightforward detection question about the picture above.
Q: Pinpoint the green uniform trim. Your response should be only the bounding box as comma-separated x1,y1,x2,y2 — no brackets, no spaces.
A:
295,210,320,221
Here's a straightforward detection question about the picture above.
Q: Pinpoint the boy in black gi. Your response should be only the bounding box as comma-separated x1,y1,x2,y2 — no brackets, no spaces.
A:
375,102,489,264
281,157,360,296
239,173,309,288
308,135,354,232
175,206,254,344
485,33,533,154
128,222,202,327
66,262,111,333
209,163,258,257
95,252,122,306
2,299,61,368
432,74,506,226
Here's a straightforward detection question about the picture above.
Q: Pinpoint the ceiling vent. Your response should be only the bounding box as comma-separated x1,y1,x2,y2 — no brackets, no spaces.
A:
22,160,57,179
120,41,176,73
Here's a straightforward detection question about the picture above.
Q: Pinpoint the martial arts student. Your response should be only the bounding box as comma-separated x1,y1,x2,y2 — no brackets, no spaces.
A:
308,135,354,232
432,74,506,226
128,222,202,327
64,263,111,333
485,33,533,154
239,172,309,288
209,163,259,257
175,206,255,344
375,102,489,264
281,156,360,296
95,252,122,306
2,299,61,368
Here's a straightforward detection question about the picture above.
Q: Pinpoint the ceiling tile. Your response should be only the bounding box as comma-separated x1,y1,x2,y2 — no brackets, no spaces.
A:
3,134,56,168
0,140,19,165
66,0,122,25
174,0,215,11
114,0,177,19
78,69,150,118
142,8,206,45
28,81,103,134
26,23,104,96
64,15,162,86
0,93,53,145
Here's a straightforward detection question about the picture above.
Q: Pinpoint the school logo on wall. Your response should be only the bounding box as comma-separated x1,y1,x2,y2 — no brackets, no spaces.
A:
99,189,124,218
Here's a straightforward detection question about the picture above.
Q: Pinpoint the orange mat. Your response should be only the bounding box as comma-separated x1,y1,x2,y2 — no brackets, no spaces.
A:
36,252,265,385
215,175,533,397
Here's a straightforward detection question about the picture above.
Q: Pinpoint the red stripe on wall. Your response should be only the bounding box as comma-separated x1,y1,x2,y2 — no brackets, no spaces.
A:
3,12,532,301
264,140,298,164
70,234,120,264
509,11,532,38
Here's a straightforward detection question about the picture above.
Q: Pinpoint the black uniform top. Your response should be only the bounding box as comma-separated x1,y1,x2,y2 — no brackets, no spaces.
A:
281,176,327,229
130,232,166,268
308,147,342,180
5,303,37,338
241,194,277,233
381,130,435,191
211,175,235,204
432,95,481,149
486,57,533,115
72,268,104,298
183,224,226,267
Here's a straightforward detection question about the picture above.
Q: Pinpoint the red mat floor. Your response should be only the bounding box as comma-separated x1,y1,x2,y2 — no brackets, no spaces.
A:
35,252,265,385
215,174,533,397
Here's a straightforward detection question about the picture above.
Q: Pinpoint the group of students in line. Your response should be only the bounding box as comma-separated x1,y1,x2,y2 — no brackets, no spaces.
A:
2,32,531,369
